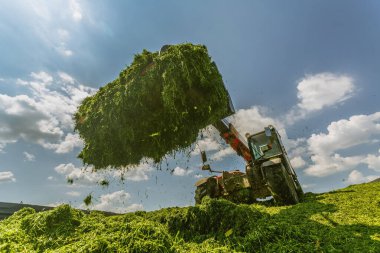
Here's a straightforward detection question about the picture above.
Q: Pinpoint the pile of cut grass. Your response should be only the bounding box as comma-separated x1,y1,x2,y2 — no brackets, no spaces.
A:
1,182,379,252
75,43,231,170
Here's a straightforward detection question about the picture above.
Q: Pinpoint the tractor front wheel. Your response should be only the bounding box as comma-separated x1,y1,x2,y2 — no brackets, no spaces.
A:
265,164,299,205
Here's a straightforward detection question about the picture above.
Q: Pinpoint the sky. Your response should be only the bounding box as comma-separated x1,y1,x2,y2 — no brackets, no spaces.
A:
0,0,379,213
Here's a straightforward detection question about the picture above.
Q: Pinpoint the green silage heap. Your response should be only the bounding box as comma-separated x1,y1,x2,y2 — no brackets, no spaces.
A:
1,182,379,252
75,43,230,169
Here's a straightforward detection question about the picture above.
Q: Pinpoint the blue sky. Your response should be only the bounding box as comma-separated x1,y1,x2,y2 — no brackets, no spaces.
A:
0,0,379,213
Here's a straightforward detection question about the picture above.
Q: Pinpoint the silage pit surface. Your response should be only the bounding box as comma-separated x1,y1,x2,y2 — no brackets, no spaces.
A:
0,197,266,252
1,182,379,252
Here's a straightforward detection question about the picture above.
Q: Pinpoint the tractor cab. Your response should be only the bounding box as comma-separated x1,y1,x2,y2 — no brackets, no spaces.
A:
246,125,303,204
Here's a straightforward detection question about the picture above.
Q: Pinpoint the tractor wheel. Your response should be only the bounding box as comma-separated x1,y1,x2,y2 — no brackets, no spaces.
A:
194,177,218,204
265,164,299,205
294,178,304,200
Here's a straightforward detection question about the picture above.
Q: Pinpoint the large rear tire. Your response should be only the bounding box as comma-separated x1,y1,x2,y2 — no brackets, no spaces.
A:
294,178,304,200
194,177,218,204
265,164,299,205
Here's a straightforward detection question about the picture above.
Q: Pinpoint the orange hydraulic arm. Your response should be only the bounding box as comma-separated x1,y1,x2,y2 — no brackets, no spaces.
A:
213,119,252,163
211,92,252,163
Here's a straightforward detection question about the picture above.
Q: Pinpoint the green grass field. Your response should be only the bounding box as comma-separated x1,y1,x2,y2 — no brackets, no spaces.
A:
1,181,379,252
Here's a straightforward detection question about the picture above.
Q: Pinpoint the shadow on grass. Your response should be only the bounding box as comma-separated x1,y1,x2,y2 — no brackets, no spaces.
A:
149,191,379,252
238,192,380,252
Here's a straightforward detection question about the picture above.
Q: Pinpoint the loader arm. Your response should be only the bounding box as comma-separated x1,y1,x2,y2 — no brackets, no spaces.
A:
210,92,252,163
213,119,252,163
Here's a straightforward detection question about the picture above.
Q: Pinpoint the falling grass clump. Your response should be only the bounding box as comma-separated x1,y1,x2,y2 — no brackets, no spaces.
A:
99,179,109,188
83,194,92,206
74,43,231,169
1,182,379,252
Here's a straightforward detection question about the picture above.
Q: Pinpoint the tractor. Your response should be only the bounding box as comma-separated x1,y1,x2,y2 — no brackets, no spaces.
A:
195,103,303,205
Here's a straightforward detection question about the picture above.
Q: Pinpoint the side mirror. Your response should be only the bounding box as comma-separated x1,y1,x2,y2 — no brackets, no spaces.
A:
265,127,272,137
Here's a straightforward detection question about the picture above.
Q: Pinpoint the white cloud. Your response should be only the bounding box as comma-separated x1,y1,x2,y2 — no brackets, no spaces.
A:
66,191,81,197
306,153,365,177
189,126,227,159
297,73,354,111
172,166,193,176
29,1,51,20
0,71,95,153
210,146,236,161
0,171,16,183
290,156,306,169
54,161,154,186
61,83,96,105
55,163,76,175
2,0,93,61
346,170,379,185
42,133,83,153
122,162,154,181
58,71,75,84
57,46,73,57
47,176,55,180
30,71,53,85
23,152,35,161
55,163,101,185
232,106,283,135
365,150,380,172
0,94,40,116
0,140,16,153
304,112,380,177
85,190,143,213
16,2,78,58
197,138,221,151
286,73,355,124
191,137,221,156
277,130,308,161
70,0,83,21
55,29,73,57
57,29,70,41
308,112,380,155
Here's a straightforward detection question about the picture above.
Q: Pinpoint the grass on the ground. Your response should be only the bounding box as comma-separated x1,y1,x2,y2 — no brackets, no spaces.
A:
0,182,379,252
